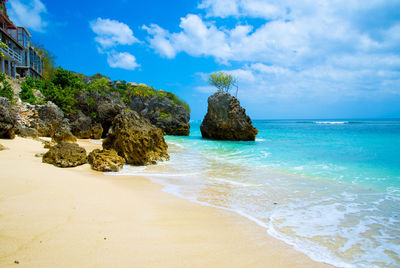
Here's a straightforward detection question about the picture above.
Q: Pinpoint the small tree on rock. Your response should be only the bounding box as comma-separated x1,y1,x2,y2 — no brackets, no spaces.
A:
208,72,235,93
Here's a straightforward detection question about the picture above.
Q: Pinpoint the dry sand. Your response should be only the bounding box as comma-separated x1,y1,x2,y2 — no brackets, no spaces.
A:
0,137,331,267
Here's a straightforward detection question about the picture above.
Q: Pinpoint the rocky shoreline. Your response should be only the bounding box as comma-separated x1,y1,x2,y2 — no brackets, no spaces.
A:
1,72,258,172
0,73,188,171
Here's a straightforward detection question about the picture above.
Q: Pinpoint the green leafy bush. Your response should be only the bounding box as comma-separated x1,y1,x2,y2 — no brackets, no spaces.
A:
87,77,111,96
0,73,14,103
20,76,42,104
208,71,236,93
126,85,156,99
52,67,85,92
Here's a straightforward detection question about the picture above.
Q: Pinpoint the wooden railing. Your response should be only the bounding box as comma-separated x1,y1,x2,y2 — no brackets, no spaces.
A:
0,46,22,63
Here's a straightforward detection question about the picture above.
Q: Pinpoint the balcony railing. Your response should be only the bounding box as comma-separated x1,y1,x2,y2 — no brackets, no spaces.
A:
0,46,22,63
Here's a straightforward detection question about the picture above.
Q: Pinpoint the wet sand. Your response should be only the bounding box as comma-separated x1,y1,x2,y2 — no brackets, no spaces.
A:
0,137,331,267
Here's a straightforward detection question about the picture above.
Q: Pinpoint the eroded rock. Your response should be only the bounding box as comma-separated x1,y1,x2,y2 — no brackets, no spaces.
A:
88,149,125,172
0,97,16,139
42,142,87,168
36,102,64,137
70,111,103,139
128,93,190,136
52,122,77,144
200,92,258,141
103,110,169,165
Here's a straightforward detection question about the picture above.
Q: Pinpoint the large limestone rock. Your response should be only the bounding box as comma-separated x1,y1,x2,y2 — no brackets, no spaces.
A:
103,110,169,165
52,122,77,144
70,111,103,139
42,142,87,168
128,94,190,136
0,97,16,139
200,92,258,141
36,102,64,137
88,149,125,172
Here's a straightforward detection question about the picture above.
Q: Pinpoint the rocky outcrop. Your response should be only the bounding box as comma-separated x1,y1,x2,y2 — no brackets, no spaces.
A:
42,142,87,168
0,143,6,151
0,97,16,139
17,127,38,138
12,101,37,130
128,92,190,136
36,102,64,137
103,110,169,165
70,111,103,139
88,149,125,172
200,92,258,141
52,122,77,143
75,92,125,137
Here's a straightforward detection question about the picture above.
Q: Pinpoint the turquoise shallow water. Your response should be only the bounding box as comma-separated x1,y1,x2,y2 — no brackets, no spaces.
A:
115,119,400,267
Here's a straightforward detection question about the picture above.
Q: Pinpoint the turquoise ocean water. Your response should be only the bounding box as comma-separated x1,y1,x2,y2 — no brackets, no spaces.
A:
115,119,400,267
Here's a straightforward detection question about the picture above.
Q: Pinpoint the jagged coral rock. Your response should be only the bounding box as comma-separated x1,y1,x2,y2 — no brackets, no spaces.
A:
88,149,125,172
42,142,87,168
103,110,169,165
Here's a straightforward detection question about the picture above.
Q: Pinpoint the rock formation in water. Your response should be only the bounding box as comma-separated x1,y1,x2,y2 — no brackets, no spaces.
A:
103,110,169,165
88,149,125,172
42,142,87,168
200,92,258,141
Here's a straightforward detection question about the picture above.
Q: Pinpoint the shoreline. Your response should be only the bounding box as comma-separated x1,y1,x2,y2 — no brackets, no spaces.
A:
0,137,331,267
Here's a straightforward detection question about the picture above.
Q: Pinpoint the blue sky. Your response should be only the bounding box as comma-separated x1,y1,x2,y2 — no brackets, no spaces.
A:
7,0,400,120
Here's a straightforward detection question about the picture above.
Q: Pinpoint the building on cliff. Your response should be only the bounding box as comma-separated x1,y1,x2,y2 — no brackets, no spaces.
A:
0,0,42,78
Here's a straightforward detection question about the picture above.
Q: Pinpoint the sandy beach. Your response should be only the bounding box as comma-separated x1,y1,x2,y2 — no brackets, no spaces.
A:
0,137,330,267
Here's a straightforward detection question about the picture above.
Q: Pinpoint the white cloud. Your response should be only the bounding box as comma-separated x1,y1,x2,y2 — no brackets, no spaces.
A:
198,0,239,18
90,18,140,70
199,0,285,19
90,18,139,48
143,14,231,62
144,0,400,109
8,0,47,32
107,51,139,70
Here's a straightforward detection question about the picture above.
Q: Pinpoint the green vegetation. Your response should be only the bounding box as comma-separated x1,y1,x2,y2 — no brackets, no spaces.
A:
19,66,190,115
208,71,237,93
0,73,13,103
19,76,44,104
19,67,85,113
87,77,111,95
126,84,156,99
159,112,172,118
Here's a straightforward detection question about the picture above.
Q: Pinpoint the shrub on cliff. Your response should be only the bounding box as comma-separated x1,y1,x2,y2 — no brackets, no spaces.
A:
87,77,111,95
0,73,13,103
20,77,38,104
19,76,46,105
21,68,86,113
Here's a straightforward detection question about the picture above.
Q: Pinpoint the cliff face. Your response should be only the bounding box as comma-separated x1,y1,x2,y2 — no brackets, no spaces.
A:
128,94,190,136
200,92,258,141
2,74,191,139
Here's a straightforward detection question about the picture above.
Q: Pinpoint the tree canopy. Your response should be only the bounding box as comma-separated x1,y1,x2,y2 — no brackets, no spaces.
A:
208,72,237,94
